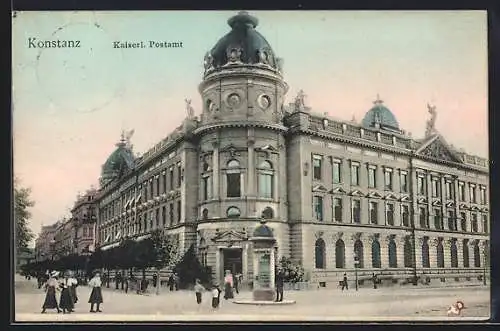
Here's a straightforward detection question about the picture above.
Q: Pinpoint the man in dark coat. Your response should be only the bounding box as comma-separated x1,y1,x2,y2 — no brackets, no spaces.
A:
152,273,158,288
341,273,349,291
275,269,285,302
372,273,378,289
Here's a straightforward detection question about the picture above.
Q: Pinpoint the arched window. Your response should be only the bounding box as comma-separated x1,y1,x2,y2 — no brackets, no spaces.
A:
315,238,326,269
463,239,470,268
226,206,241,218
473,242,481,267
404,237,413,268
202,208,209,220
335,239,345,268
388,239,397,268
258,160,274,199
371,240,381,268
437,240,444,268
261,207,274,219
422,238,430,268
354,239,364,268
226,159,241,198
450,239,458,268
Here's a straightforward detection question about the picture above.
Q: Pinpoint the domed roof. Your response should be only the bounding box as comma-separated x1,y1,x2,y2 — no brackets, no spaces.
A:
100,139,135,185
253,221,274,238
205,11,279,72
361,96,400,131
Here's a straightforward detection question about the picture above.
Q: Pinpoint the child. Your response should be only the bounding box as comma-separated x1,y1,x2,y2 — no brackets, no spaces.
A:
194,279,205,305
211,283,222,309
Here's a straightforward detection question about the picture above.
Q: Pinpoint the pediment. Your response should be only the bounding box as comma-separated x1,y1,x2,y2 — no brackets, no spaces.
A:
416,134,462,163
211,229,249,243
385,193,398,200
350,189,365,197
257,144,277,152
481,207,489,213
330,187,346,194
220,143,241,157
431,200,442,206
418,197,428,204
470,205,480,211
459,203,468,210
367,191,383,198
400,195,411,202
312,184,328,193
445,201,455,208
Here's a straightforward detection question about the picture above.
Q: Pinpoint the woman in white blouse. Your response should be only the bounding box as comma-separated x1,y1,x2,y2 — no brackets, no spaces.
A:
88,272,103,313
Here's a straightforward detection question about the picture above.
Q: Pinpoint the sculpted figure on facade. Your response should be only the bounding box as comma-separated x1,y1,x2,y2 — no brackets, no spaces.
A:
203,52,214,71
425,103,437,137
185,98,195,119
227,46,243,63
258,49,270,65
294,89,307,112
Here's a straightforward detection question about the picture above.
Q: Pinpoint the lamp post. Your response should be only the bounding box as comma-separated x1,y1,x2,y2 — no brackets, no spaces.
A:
156,260,161,296
354,253,359,291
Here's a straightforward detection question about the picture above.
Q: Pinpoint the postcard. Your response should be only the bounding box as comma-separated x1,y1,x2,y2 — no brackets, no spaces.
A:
12,10,490,322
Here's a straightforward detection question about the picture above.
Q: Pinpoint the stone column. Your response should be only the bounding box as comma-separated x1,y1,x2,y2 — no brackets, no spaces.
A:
381,235,391,269
468,240,476,268
376,166,384,191
427,174,434,229
344,235,355,269
393,201,401,226
395,235,406,269
343,196,352,223
361,198,369,225
247,138,255,198
443,237,452,268
456,239,464,268
440,177,447,230
212,142,220,201
415,237,424,269
359,162,368,188
428,237,439,268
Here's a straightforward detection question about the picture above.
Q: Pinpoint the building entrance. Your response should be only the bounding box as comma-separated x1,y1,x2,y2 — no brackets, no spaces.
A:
222,248,243,275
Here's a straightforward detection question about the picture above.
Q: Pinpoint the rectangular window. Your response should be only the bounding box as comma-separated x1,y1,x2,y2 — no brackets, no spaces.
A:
434,208,442,230
482,215,488,233
156,177,160,197
480,187,487,204
470,184,477,203
386,203,394,226
258,172,273,199
384,168,393,191
149,180,154,200
177,163,182,188
177,200,182,223
400,172,408,193
169,167,174,191
417,176,426,195
352,199,361,223
447,210,456,231
162,206,166,226
432,178,441,198
459,182,465,201
227,173,241,197
332,160,341,184
162,172,167,194
202,176,212,201
312,155,322,180
313,196,324,222
445,181,454,200
369,201,378,224
368,166,376,188
333,197,342,222
350,162,360,186
471,213,478,232
402,205,410,227
419,207,428,228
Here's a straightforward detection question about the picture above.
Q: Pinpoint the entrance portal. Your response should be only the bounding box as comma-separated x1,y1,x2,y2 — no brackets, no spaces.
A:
222,248,243,276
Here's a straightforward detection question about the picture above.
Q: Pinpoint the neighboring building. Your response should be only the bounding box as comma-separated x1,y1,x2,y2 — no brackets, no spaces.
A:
53,218,74,260
70,189,98,254
34,223,59,262
46,12,491,287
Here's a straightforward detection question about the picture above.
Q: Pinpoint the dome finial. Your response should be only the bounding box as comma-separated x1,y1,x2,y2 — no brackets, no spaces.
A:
228,11,258,29
373,93,384,106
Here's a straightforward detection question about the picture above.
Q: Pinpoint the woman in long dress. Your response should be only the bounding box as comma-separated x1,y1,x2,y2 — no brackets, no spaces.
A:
67,272,79,304
223,270,234,300
41,271,61,314
59,273,74,313
88,272,103,313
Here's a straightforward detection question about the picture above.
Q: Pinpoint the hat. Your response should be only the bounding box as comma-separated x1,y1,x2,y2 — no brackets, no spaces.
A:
51,271,60,278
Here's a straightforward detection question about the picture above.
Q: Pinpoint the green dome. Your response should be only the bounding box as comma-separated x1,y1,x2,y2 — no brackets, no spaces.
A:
100,141,135,184
362,98,400,131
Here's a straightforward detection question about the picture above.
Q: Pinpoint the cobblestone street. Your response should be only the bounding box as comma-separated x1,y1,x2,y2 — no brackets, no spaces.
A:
14,277,490,322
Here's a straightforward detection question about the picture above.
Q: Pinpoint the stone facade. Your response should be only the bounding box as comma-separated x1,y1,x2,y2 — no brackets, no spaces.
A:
36,12,490,287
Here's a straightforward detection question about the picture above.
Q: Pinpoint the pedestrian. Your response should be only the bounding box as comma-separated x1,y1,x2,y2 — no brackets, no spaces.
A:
59,272,74,314
372,273,378,289
341,273,349,291
152,272,158,288
168,274,175,291
68,271,79,304
211,283,222,309
194,279,205,306
41,271,61,314
115,272,121,290
233,273,240,294
88,271,103,313
275,268,284,302
223,270,234,300
174,272,180,291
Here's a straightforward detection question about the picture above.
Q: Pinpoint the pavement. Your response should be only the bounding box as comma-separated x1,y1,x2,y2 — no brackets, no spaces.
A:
14,276,491,322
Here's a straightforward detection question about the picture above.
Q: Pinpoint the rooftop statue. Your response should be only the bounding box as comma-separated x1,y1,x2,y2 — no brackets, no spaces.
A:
425,103,437,137
294,89,306,112
185,98,195,119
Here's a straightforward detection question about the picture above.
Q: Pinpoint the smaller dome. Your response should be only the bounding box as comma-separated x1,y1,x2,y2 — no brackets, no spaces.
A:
253,221,274,238
361,96,400,131
100,138,135,185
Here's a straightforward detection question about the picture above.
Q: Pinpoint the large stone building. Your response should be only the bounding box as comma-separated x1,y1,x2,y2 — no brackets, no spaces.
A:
65,11,489,287
34,223,59,262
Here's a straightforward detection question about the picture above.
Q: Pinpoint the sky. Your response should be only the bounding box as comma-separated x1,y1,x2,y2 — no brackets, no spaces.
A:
12,10,488,244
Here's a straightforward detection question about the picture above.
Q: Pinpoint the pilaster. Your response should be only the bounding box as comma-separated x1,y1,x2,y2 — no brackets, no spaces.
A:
428,237,439,268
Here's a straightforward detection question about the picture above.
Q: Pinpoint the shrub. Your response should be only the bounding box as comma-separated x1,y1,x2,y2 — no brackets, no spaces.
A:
278,256,305,283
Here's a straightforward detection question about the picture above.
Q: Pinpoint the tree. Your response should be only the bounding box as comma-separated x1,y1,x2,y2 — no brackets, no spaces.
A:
148,230,178,295
174,244,211,289
14,179,35,252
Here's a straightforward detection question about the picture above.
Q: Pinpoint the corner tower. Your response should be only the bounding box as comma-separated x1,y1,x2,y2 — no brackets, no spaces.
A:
198,11,288,125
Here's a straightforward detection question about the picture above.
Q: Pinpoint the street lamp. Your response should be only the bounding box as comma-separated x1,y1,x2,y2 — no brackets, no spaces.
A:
156,258,162,296
354,253,359,291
